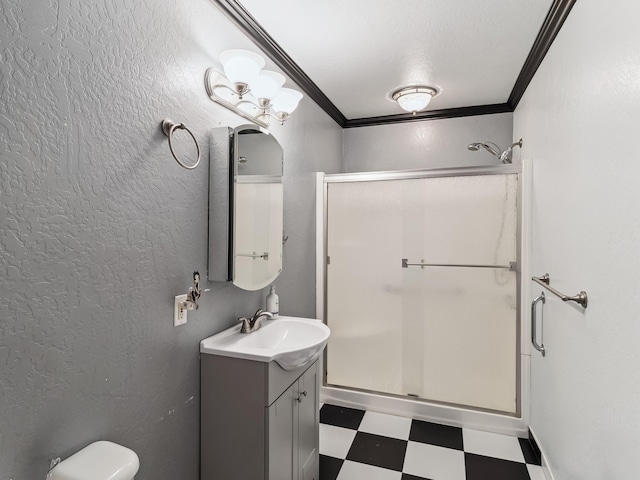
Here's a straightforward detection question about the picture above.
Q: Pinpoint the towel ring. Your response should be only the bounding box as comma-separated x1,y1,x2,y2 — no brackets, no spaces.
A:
161,119,201,170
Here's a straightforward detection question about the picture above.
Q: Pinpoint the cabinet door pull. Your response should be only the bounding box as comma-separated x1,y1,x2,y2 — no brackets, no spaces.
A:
296,390,308,402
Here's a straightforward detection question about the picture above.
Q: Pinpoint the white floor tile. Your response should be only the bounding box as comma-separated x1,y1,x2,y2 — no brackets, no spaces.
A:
358,411,412,440
462,428,525,463
337,460,402,480
527,464,547,480
403,441,466,480
319,424,357,459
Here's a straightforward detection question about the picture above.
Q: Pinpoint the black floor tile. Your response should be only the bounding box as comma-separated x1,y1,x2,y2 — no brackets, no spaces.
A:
319,455,343,480
465,453,531,480
409,419,464,450
519,437,542,465
402,474,433,480
346,432,407,471
320,404,366,430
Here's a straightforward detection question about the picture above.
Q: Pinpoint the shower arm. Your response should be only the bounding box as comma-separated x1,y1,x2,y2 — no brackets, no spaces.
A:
499,139,524,163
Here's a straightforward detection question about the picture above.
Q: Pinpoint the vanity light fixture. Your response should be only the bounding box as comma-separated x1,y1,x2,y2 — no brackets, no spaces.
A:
205,49,303,127
390,85,439,115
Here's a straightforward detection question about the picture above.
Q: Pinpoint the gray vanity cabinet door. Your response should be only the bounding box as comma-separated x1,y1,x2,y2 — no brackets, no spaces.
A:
266,360,319,480
297,363,319,480
268,383,296,480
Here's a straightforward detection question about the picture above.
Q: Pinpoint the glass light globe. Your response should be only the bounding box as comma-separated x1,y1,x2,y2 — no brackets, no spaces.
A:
397,92,432,113
220,49,265,86
250,70,286,101
271,88,303,114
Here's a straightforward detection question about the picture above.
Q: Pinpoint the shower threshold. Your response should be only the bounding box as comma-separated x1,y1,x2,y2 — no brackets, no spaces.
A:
321,383,527,438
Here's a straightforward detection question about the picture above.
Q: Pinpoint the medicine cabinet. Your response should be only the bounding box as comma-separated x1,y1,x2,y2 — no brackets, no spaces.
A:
208,125,284,290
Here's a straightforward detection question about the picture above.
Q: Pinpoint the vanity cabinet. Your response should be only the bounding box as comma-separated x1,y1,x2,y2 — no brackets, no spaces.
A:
201,355,319,480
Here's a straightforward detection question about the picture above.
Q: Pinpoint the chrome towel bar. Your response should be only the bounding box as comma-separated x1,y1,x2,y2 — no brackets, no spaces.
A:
531,273,588,308
402,259,516,270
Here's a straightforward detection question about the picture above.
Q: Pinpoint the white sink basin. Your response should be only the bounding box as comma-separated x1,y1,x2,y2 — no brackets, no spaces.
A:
200,316,331,370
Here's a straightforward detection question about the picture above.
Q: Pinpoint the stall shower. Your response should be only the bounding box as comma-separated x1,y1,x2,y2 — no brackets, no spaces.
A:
318,165,522,423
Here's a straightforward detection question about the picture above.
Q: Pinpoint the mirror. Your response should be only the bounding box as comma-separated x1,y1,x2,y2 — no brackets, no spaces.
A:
208,125,284,290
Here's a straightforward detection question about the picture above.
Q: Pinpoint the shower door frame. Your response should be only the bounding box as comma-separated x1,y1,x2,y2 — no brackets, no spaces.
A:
316,164,531,437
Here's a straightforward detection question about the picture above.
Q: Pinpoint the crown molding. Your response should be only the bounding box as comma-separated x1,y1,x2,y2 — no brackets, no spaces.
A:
344,104,512,128
508,0,577,109
212,0,576,127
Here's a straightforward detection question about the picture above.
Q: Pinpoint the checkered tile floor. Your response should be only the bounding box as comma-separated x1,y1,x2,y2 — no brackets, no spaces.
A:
319,403,545,480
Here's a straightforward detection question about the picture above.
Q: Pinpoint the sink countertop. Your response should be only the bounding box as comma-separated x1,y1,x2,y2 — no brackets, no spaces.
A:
200,316,330,370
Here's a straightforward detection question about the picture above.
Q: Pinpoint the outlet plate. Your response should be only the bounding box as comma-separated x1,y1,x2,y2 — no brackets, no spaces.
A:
174,294,188,326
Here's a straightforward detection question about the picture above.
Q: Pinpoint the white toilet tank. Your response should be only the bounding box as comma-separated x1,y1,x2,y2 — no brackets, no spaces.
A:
48,441,139,480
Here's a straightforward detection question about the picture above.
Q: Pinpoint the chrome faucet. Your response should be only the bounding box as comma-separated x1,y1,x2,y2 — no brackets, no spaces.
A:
239,309,274,333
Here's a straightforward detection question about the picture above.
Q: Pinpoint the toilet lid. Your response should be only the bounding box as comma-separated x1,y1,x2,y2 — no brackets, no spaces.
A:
48,441,139,480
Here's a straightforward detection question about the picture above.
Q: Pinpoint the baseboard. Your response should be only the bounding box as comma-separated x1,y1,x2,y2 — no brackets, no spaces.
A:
529,427,555,480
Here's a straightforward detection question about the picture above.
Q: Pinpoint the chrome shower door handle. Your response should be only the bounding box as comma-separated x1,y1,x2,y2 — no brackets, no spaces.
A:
531,292,546,356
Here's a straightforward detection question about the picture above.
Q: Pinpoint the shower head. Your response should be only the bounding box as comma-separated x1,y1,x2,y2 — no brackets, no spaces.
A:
467,139,523,164
467,141,501,157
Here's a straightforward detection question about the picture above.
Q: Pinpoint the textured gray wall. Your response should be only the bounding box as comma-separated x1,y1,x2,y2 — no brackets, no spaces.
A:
0,1,342,478
344,113,514,172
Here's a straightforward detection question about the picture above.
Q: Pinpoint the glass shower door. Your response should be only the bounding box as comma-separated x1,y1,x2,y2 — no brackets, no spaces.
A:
325,180,405,395
326,173,518,413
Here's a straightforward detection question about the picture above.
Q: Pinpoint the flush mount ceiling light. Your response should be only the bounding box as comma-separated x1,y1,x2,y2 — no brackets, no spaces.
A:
205,49,303,127
390,85,439,115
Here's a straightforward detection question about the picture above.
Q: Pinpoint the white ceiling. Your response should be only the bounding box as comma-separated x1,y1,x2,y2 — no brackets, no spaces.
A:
237,0,554,119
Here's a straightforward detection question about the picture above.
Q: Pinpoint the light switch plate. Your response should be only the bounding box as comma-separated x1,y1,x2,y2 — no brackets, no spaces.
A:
174,294,188,326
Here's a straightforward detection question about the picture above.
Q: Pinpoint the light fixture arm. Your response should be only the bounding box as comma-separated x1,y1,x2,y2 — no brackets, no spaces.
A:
205,67,269,128
207,81,275,113
257,111,291,125
211,81,253,100
207,80,289,126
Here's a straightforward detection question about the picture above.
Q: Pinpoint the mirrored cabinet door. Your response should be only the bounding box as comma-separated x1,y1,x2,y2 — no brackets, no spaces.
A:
208,125,284,290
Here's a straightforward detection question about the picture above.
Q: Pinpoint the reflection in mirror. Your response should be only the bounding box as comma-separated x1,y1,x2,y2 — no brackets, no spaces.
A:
208,125,284,291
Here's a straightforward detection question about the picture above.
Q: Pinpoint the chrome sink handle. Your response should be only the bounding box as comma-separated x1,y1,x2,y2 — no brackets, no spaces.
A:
238,317,251,333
